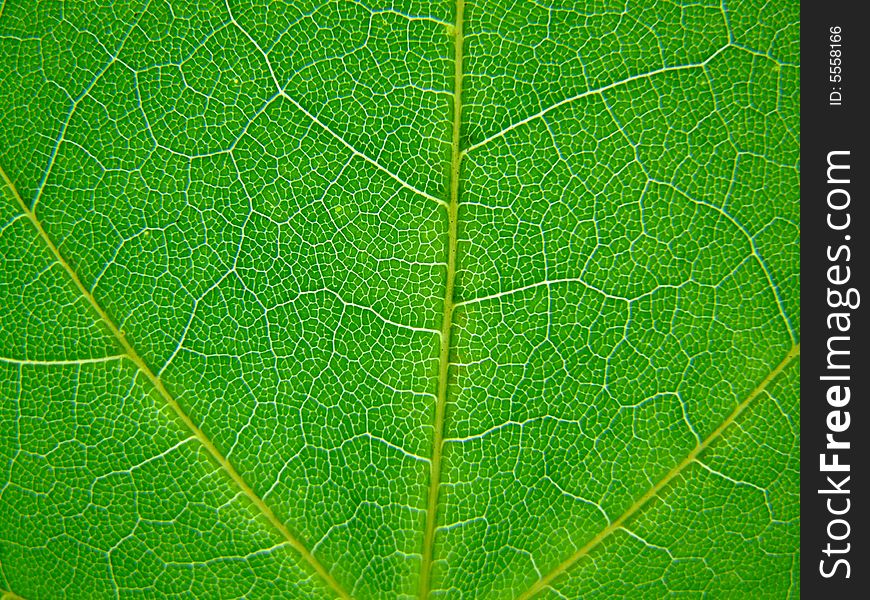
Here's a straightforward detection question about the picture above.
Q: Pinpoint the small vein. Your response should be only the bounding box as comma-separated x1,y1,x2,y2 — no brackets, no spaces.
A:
0,164,352,600
618,527,675,559
276,288,442,336
353,2,452,28
350,432,431,464
453,277,631,307
31,0,148,211
159,269,233,376
0,355,126,366
694,459,768,494
224,0,448,210
463,45,729,157
515,342,800,600
276,92,448,208
649,178,797,344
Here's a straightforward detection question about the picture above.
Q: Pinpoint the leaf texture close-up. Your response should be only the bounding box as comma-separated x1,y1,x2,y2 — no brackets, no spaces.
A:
0,0,799,598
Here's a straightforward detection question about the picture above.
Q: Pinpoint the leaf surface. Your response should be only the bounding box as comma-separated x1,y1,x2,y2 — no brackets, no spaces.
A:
0,0,799,598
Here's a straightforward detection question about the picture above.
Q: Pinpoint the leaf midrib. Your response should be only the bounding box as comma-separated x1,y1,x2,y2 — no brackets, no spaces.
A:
418,0,464,597
420,6,799,596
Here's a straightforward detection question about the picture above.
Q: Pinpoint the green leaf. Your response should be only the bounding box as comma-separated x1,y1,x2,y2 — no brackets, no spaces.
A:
0,0,799,598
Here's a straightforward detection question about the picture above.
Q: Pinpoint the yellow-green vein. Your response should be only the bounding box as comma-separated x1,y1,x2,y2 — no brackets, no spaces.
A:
419,0,464,597
0,164,352,600
516,342,801,600
0,587,26,600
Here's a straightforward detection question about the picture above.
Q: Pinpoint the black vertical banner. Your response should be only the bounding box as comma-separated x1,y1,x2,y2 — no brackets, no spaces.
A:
802,0,869,596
